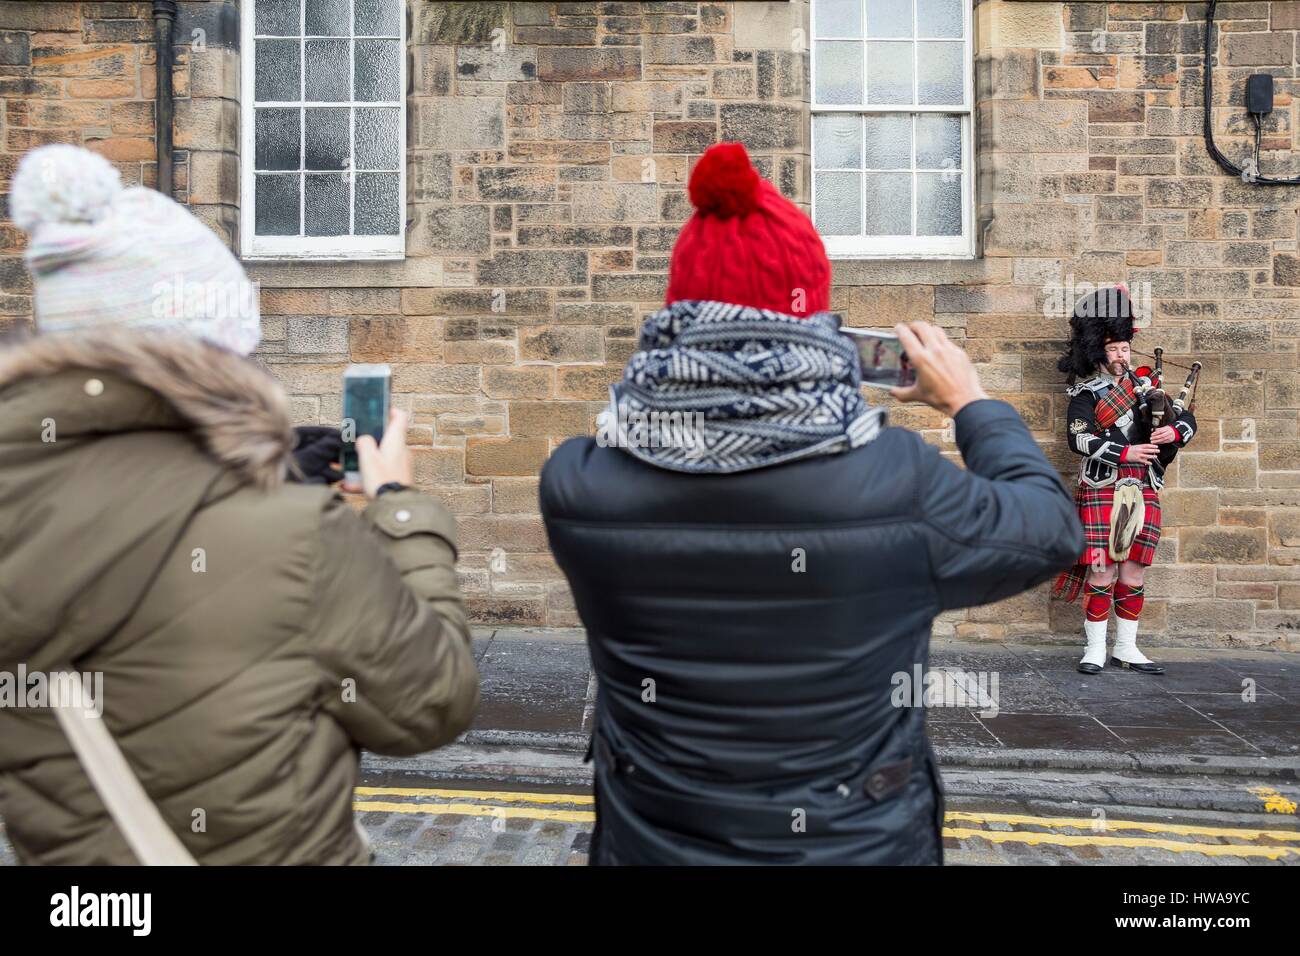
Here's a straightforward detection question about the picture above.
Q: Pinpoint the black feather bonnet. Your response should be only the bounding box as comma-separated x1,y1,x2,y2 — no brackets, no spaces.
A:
1057,285,1135,380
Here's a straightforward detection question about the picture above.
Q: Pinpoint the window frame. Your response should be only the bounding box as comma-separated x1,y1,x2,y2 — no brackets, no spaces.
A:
239,0,407,261
809,0,975,260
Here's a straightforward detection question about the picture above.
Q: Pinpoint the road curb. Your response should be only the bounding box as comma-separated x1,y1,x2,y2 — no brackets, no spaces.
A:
935,746,1300,779
454,734,1300,780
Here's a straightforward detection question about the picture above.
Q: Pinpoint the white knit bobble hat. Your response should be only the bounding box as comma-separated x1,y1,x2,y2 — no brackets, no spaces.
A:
11,144,260,356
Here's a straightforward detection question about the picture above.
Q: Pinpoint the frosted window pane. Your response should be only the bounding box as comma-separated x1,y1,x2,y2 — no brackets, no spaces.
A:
867,42,913,105
355,0,401,36
814,114,861,169
305,38,350,101
864,172,912,235
255,108,300,170
305,107,349,170
863,114,912,169
814,172,862,236
916,114,961,169
255,39,300,101
867,0,912,38
305,173,349,236
355,39,401,101
814,41,864,105
305,0,348,36
816,0,863,38
256,0,300,37
918,172,962,236
917,0,964,38
256,174,300,235
917,41,965,106
355,172,401,235
356,108,401,170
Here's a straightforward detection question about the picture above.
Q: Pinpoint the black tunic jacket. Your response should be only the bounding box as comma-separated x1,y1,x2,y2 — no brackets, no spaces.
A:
1064,375,1197,490
540,399,1083,865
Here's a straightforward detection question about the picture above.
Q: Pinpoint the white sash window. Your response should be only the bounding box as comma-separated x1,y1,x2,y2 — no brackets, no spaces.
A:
811,0,974,259
241,0,406,259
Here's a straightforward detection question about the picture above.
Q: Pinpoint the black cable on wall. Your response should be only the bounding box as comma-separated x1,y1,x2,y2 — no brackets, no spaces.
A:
1203,0,1300,185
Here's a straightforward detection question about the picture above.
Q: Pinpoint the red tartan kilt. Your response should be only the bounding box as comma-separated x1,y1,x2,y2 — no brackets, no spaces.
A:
1074,475,1161,568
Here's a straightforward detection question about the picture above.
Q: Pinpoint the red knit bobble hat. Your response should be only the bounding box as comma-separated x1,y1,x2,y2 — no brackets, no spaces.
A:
665,142,831,318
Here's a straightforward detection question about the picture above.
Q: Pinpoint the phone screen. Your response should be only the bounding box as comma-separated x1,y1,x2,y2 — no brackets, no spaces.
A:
342,365,391,479
841,328,917,390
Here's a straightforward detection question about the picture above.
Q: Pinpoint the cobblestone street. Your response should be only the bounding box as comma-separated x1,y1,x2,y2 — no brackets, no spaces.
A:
353,787,1297,866
362,802,592,866
3,791,1292,866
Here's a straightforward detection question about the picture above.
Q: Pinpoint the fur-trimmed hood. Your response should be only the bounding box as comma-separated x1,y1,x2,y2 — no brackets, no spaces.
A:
0,327,296,665
0,327,293,488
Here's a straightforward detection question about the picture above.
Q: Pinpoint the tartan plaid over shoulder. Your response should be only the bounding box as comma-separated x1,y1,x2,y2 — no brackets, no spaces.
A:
1092,374,1138,428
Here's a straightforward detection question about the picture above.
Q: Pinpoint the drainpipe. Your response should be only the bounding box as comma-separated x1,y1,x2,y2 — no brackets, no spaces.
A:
152,1,178,197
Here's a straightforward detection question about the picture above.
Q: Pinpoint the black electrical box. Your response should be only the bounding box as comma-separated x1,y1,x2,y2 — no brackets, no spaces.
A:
1247,73,1274,115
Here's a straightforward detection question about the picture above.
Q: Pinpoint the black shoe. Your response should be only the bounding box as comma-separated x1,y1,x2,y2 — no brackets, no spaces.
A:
1077,662,1103,675
1110,657,1164,675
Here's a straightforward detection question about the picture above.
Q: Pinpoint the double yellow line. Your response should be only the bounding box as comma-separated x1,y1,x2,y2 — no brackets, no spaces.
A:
354,787,1300,861
946,810,1300,861
355,786,594,824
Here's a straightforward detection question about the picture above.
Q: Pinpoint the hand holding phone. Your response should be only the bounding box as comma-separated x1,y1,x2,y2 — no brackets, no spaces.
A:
342,363,391,486
888,322,988,418
341,363,412,498
344,407,414,499
841,327,918,390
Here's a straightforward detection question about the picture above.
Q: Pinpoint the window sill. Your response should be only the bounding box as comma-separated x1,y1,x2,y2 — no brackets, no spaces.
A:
827,251,979,262
242,256,442,288
240,253,406,263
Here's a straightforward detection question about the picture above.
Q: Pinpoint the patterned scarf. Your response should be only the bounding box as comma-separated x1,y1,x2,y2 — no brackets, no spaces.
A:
600,300,887,474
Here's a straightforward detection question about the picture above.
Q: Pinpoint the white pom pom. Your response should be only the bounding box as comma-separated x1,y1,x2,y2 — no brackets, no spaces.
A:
10,144,123,233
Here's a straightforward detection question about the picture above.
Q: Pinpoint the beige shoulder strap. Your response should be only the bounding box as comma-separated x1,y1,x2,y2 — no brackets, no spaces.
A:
52,670,197,866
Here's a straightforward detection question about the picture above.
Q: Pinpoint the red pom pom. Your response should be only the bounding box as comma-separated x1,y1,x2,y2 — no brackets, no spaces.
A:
688,142,761,218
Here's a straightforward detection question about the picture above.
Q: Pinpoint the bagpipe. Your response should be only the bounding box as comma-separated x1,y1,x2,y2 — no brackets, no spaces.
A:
1125,347,1202,437
1098,347,1202,443
1107,349,1201,562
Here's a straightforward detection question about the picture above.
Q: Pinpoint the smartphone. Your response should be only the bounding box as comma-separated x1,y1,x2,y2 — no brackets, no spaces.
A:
841,327,917,390
341,364,391,485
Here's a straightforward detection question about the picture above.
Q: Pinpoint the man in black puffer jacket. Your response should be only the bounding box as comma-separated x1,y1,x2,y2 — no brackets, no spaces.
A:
540,144,1083,865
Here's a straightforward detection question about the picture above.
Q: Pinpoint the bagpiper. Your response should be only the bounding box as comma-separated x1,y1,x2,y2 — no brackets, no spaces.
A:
1053,287,1198,675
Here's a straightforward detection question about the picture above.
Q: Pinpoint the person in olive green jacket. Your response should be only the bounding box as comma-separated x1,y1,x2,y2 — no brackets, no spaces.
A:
0,145,478,865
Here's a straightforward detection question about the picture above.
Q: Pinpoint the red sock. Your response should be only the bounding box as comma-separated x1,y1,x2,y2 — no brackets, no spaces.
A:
1085,582,1113,622
1114,582,1144,621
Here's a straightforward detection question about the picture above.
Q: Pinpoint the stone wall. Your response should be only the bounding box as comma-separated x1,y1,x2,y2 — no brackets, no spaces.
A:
1,2,162,310
1,1,1298,648
241,1,811,629
939,0,1300,648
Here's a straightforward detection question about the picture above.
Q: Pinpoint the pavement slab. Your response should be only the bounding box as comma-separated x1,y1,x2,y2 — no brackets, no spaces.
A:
472,638,591,735
454,630,1300,768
